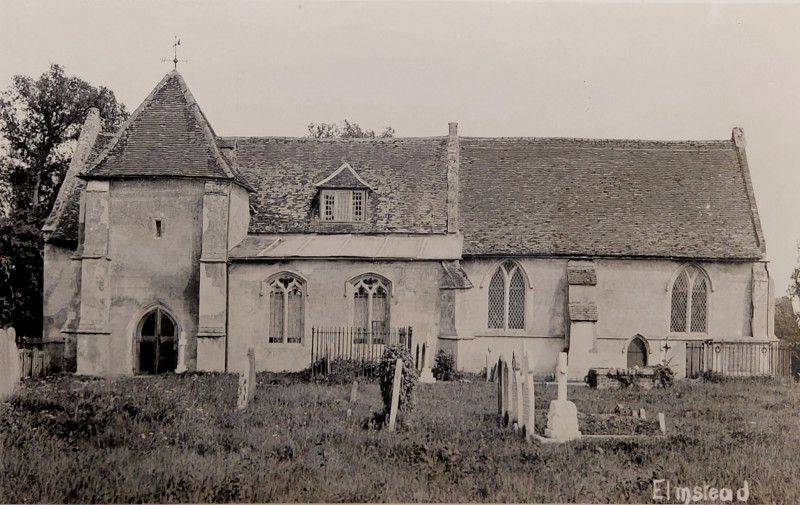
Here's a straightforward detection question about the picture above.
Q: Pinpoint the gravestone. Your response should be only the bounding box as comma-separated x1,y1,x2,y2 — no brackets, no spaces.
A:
0,327,21,400
639,408,647,421
497,356,506,416
349,381,360,403
418,340,435,383
513,354,523,424
509,354,518,424
485,349,491,381
544,352,582,441
523,351,536,440
176,331,187,374
237,347,256,410
387,358,403,431
658,412,666,434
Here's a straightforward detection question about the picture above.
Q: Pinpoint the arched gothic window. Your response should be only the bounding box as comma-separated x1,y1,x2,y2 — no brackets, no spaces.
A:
670,265,708,333
488,260,526,330
352,275,390,341
268,274,305,344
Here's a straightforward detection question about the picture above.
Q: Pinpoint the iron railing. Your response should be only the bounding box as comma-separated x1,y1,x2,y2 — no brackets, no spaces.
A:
309,326,412,377
686,340,793,379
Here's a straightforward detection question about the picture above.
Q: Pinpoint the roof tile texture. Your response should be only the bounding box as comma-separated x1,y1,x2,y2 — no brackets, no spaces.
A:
229,137,449,234
459,138,763,259
87,73,231,179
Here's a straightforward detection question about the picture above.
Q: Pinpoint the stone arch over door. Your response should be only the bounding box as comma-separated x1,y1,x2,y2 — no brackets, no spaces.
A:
134,306,179,374
626,335,648,368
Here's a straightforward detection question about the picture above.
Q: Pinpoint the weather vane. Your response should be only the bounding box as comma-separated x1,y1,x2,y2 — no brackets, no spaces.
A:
161,36,188,70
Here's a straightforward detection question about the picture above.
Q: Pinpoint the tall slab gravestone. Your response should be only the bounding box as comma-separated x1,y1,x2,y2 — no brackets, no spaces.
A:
237,347,256,410
0,327,21,400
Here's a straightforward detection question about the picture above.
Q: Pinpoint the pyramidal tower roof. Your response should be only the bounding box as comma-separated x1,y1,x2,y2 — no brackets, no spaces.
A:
84,70,236,180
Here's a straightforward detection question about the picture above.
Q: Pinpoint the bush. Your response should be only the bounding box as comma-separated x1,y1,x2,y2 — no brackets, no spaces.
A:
378,345,418,417
432,349,460,381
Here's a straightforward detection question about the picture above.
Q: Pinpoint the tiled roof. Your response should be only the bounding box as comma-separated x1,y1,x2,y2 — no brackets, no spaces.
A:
569,302,598,322
316,163,372,189
227,137,449,234
84,71,236,181
567,260,597,286
440,261,474,289
44,133,114,243
459,137,764,259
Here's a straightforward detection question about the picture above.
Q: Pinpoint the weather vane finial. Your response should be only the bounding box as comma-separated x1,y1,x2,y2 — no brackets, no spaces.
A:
161,36,188,70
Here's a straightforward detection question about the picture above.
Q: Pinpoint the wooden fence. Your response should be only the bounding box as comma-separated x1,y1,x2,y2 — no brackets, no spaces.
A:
17,341,58,379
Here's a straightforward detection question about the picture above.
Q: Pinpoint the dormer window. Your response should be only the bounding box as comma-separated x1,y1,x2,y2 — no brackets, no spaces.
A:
322,190,366,222
315,162,373,223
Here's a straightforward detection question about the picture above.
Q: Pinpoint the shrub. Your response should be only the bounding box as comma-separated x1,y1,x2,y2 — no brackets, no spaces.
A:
432,349,460,381
378,345,418,417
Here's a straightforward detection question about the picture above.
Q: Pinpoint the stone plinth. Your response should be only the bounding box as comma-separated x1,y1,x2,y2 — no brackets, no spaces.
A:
419,368,435,383
544,399,582,441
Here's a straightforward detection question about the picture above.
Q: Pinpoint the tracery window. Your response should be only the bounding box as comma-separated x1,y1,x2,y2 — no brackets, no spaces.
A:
268,274,305,344
488,260,526,330
352,275,390,343
670,265,708,333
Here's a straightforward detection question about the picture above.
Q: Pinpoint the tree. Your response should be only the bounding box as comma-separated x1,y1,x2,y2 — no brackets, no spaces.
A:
0,63,128,222
0,65,127,340
307,119,394,139
775,296,800,343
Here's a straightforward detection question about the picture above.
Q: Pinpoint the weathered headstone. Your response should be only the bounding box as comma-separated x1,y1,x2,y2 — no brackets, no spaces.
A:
419,339,435,383
349,381,359,403
0,327,21,400
176,331,187,374
485,349,491,381
514,355,523,425
658,412,666,434
523,351,536,440
509,354,518,424
237,347,256,410
388,358,403,431
544,352,582,441
639,408,646,421
497,356,506,416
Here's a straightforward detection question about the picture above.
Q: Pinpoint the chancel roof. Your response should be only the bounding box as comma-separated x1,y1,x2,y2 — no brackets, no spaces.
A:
459,136,764,259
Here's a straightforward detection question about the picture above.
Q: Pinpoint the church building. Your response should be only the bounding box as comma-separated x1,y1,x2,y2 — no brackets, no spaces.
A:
42,70,775,380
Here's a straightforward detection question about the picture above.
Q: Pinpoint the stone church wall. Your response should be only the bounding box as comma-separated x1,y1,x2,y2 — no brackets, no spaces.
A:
451,257,768,376
42,243,81,371
104,179,205,374
227,259,444,373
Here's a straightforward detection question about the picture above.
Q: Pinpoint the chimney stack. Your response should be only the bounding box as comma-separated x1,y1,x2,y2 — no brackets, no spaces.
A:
446,122,459,234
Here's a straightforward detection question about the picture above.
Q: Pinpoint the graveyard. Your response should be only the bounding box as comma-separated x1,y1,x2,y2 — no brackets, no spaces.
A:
2,369,800,503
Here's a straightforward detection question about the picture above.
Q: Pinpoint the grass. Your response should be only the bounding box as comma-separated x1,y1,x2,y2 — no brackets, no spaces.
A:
1,373,798,503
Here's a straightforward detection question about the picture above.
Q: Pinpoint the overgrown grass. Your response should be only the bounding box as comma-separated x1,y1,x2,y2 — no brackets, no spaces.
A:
1,373,798,503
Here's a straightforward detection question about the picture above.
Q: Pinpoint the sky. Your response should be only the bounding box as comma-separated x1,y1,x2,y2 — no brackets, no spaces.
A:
1,0,798,294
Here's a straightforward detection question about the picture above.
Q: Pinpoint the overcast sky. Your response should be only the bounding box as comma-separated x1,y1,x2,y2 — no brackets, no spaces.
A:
1,0,798,294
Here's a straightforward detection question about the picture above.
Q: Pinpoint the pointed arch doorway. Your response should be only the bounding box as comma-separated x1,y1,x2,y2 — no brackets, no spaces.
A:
136,307,178,374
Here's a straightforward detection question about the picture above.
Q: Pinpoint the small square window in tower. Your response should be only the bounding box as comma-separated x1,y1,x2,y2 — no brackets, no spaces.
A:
315,163,372,222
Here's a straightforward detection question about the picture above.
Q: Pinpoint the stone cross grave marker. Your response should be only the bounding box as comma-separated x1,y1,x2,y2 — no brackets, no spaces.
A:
388,358,403,431
544,352,582,441
0,327,21,400
237,347,256,410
